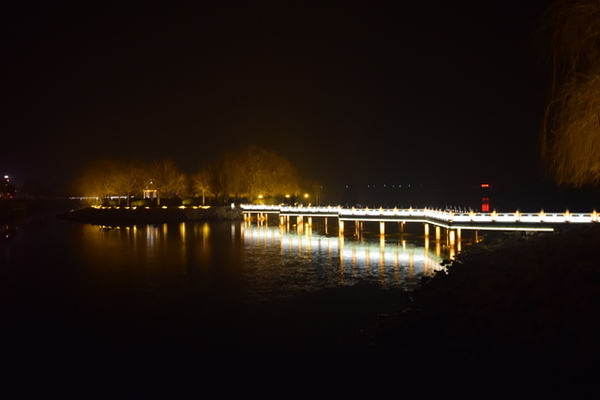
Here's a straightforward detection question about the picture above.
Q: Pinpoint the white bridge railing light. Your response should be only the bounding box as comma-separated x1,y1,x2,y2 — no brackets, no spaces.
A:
240,204,598,230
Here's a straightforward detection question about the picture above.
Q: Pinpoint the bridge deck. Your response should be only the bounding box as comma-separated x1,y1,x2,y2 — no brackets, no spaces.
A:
241,205,598,232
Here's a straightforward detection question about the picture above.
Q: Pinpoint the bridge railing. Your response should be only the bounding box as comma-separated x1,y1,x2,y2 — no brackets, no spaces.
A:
240,205,598,224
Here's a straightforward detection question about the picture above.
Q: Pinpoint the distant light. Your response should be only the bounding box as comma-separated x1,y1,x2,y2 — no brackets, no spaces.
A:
3,175,8,179
481,183,490,188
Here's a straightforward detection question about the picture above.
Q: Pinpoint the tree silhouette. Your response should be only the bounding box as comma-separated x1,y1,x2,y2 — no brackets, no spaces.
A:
71,147,308,205
148,159,187,205
236,146,300,202
541,0,600,187
191,165,212,205
113,159,147,206
75,158,122,201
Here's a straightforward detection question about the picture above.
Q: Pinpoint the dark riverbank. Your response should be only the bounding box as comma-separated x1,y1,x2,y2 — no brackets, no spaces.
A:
0,198,72,223
57,205,243,224
369,223,600,396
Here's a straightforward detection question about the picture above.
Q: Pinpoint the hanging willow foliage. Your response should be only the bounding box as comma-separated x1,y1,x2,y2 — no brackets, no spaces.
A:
541,0,600,187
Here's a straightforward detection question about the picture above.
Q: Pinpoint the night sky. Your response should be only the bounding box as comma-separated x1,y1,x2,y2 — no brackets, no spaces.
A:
3,1,554,197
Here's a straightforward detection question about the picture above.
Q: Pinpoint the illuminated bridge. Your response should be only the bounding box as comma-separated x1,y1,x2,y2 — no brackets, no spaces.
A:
241,205,599,241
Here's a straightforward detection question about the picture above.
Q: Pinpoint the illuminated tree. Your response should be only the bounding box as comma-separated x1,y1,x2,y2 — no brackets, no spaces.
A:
236,146,300,202
148,159,187,205
191,165,213,205
76,158,122,201
113,159,147,206
220,152,244,200
306,180,324,206
209,155,232,203
541,0,600,186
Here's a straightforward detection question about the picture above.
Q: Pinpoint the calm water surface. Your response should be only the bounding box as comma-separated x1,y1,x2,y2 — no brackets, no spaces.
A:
1,214,453,394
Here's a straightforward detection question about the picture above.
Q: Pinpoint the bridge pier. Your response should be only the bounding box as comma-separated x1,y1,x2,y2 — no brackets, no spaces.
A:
339,220,344,236
424,223,429,237
448,229,456,246
435,226,441,241
379,221,385,236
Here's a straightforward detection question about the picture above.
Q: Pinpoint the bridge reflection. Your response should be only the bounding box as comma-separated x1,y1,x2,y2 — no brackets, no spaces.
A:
241,221,446,290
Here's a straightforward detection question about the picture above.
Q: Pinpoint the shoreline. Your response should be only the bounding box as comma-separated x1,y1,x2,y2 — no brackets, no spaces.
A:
57,205,243,224
367,223,600,394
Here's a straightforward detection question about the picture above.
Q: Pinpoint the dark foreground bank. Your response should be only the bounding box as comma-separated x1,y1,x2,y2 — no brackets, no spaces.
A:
370,223,600,397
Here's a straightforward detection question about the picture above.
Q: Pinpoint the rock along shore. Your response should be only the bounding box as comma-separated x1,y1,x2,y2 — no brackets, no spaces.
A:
57,206,243,224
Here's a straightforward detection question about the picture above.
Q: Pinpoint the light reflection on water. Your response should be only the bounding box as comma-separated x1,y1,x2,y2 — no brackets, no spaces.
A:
240,221,446,301
75,220,449,303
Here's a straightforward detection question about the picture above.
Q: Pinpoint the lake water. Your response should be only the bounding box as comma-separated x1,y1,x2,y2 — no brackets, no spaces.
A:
1,212,453,395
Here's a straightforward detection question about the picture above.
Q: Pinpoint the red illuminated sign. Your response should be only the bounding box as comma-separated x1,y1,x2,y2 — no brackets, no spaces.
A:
481,197,490,212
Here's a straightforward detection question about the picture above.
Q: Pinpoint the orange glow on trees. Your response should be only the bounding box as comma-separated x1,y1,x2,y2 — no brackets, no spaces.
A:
70,146,320,206
191,166,212,205
71,146,314,206
541,0,600,187
148,159,187,206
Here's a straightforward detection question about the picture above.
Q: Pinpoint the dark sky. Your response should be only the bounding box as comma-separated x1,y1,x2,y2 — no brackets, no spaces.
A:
2,1,553,193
